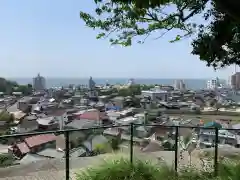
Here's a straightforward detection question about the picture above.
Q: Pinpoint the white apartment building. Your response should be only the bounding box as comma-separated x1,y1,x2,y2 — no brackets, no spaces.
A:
141,89,168,101
33,73,46,91
174,80,186,90
207,78,219,89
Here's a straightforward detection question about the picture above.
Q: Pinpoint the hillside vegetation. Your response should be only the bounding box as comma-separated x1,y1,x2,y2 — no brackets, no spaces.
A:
76,158,240,180
0,78,32,95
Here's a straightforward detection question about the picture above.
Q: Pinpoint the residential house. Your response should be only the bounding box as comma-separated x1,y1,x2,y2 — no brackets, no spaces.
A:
37,116,59,130
46,109,68,130
75,110,110,126
10,134,56,158
16,116,38,133
17,98,31,112
199,129,238,148
12,92,23,97
111,96,125,109
72,94,82,105
107,111,122,122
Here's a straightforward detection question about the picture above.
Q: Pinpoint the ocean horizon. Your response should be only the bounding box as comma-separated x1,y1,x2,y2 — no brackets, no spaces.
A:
7,77,224,90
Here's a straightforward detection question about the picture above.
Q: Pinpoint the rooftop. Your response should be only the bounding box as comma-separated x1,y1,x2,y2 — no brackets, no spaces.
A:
24,134,56,148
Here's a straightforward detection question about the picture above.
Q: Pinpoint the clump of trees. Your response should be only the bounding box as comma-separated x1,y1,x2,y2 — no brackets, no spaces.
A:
0,78,32,95
0,153,14,167
0,111,14,124
98,84,155,97
80,0,240,68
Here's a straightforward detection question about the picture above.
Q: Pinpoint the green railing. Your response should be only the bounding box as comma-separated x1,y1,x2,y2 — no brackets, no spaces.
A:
0,124,237,179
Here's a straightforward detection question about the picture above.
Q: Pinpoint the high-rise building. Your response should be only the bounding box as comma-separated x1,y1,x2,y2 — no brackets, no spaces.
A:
33,73,46,91
88,76,96,90
207,78,220,89
174,80,186,90
88,76,97,97
231,72,240,90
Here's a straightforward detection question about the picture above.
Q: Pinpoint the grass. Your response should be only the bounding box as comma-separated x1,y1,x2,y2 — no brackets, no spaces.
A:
76,157,240,180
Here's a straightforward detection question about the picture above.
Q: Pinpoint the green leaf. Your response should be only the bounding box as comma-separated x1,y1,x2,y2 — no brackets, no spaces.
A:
169,35,181,43
96,33,106,39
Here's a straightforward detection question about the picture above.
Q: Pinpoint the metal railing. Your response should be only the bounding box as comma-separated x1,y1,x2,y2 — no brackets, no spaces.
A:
0,124,238,179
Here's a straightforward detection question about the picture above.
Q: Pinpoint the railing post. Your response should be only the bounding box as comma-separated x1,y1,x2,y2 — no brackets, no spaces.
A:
130,123,134,164
214,127,219,177
65,131,70,180
174,126,179,173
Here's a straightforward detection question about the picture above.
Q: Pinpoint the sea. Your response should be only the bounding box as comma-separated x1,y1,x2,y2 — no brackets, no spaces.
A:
8,78,225,90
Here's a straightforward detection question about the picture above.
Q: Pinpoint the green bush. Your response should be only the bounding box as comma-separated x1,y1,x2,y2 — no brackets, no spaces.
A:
0,153,14,167
76,158,175,180
76,158,240,180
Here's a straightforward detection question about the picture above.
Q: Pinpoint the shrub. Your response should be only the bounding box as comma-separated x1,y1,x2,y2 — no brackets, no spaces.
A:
76,158,175,180
0,153,14,167
76,158,240,180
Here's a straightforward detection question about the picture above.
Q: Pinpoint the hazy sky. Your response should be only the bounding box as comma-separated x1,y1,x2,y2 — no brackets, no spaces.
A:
0,0,235,79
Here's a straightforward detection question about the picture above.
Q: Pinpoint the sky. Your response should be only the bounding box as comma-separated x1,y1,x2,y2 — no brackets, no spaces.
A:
0,0,235,79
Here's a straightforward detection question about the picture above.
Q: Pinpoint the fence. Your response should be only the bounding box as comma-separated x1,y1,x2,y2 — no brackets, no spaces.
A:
0,124,238,179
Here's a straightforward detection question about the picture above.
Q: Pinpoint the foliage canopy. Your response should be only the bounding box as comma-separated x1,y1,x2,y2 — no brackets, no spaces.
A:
80,0,240,68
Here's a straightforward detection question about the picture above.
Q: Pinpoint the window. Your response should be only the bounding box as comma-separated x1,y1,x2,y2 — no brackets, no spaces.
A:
204,138,209,142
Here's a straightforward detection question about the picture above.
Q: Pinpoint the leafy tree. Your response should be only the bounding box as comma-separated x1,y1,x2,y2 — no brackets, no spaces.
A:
14,85,32,95
94,143,107,154
118,88,131,97
141,84,155,90
0,111,13,123
80,0,240,68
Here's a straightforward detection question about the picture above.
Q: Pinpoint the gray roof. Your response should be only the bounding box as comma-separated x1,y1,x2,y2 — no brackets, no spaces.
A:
69,147,86,158
37,148,64,158
7,103,18,113
136,126,148,132
65,119,95,129
18,154,48,165
37,116,57,126
24,115,37,121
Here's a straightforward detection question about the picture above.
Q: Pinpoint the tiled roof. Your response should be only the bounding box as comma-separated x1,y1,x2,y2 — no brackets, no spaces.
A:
77,110,108,121
24,134,56,148
46,109,66,116
16,142,30,154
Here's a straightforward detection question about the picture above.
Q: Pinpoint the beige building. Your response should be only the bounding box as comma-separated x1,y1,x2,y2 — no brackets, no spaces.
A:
231,72,240,90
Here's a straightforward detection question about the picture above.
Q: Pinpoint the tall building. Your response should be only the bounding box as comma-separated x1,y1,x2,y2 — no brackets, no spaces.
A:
231,72,240,90
33,73,46,91
88,77,97,97
174,80,186,90
207,78,220,89
88,76,96,90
